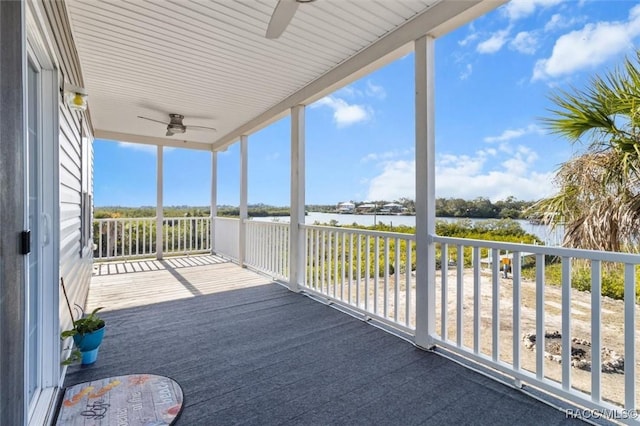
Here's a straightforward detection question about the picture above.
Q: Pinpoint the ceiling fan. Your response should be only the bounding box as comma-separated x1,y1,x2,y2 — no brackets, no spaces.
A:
137,114,217,137
266,0,316,39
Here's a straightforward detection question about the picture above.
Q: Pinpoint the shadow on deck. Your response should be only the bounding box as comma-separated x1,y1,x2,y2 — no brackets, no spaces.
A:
65,256,580,425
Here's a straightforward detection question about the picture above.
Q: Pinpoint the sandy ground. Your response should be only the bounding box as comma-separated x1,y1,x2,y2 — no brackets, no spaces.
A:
317,268,637,409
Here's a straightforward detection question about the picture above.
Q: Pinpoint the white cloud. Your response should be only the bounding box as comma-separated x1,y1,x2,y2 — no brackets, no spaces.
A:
365,80,386,99
544,13,584,32
484,124,542,143
459,32,479,47
510,31,538,54
360,148,413,163
366,146,554,202
503,0,565,22
366,160,416,201
477,28,511,54
460,64,473,80
314,96,372,127
533,5,640,81
335,84,361,99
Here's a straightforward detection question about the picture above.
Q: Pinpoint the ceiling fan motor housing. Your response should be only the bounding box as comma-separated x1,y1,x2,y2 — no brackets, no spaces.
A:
168,114,186,133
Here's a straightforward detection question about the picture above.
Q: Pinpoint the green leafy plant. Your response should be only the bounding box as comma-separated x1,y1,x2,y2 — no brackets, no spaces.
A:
60,307,105,366
60,278,105,365
60,307,105,339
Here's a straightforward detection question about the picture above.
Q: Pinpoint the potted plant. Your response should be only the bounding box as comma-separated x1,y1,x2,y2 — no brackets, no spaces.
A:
60,278,106,366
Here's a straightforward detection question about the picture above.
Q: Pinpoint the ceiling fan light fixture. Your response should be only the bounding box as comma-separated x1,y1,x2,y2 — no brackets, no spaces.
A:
167,124,186,134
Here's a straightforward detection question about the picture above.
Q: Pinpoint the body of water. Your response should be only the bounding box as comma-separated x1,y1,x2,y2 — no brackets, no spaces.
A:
251,212,564,246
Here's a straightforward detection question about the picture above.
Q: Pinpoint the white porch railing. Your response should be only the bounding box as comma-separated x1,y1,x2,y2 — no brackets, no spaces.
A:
245,220,289,281
431,235,638,420
300,224,416,334
213,216,240,261
93,217,211,260
92,217,639,418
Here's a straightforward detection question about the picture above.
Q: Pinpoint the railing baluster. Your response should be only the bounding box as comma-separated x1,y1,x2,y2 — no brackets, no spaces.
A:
406,239,412,327
374,236,379,315
512,249,521,384
305,227,311,287
365,235,370,312
99,223,104,259
334,232,339,299
341,233,346,301
282,225,286,278
357,234,362,309
128,220,132,257
268,224,273,274
167,218,171,253
394,237,400,323
473,246,480,354
441,244,448,339
492,248,499,362
561,256,571,390
106,222,111,258
120,220,124,257
328,231,333,297
456,244,463,348
624,263,636,410
321,230,326,294
349,233,354,304
313,229,319,292
383,237,390,317
536,253,545,380
591,260,601,403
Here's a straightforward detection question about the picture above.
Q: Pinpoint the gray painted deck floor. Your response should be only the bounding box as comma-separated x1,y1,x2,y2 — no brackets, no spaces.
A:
65,256,581,425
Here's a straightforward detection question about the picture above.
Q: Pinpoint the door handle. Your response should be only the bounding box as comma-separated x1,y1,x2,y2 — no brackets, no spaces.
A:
21,230,31,255
42,213,51,246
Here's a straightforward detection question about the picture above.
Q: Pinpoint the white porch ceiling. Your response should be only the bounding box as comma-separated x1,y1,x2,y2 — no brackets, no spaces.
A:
65,0,505,151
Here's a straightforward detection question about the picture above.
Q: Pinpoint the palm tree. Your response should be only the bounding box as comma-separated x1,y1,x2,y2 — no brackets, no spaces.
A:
531,51,640,252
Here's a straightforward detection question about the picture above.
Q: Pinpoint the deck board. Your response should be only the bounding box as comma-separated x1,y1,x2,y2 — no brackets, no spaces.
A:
64,255,581,425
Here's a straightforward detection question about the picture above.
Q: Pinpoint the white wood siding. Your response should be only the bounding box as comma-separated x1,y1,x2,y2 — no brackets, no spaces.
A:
40,0,93,334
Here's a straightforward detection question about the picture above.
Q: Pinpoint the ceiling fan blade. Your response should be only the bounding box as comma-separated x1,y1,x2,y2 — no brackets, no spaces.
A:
266,0,299,39
138,115,169,125
188,125,217,132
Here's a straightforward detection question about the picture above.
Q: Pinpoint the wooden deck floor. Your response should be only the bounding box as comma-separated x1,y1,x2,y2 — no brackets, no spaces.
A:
65,255,582,425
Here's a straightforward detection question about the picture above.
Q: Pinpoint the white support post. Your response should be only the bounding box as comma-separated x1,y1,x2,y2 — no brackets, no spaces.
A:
210,151,217,255
414,35,436,349
239,135,248,266
156,145,163,260
289,105,305,293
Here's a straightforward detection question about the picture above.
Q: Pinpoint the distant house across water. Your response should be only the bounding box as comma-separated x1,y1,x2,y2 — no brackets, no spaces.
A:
337,202,355,213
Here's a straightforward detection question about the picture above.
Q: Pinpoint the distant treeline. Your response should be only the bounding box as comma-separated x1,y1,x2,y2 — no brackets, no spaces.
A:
94,197,535,219
94,204,290,218
435,196,534,219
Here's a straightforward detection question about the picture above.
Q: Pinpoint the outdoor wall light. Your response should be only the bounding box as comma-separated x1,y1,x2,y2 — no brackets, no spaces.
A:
64,82,88,111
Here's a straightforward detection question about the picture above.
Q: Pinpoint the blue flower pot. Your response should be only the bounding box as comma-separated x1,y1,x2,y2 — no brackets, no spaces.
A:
73,326,105,365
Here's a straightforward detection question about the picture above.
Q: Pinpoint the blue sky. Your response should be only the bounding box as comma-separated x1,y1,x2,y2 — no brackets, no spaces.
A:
94,0,640,207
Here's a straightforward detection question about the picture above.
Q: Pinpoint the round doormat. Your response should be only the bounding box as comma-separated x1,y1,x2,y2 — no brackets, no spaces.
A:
56,374,183,425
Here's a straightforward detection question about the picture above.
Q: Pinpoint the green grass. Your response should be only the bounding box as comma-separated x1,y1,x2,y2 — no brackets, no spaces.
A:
522,262,640,302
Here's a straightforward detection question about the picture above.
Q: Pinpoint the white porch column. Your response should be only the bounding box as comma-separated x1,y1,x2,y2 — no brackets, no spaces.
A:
210,151,217,255
239,135,248,266
415,35,436,349
156,145,163,260
289,105,305,292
